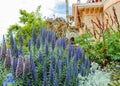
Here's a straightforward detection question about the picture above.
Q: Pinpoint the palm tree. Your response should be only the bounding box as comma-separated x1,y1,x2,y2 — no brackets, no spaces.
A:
65,0,69,22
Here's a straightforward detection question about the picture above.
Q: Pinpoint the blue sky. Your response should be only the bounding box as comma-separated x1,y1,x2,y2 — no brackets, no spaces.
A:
54,2,72,15
0,0,87,42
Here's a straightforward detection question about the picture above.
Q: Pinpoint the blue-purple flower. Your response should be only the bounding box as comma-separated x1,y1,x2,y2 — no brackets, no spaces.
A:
23,56,30,76
68,42,74,61
16,55,24,78
65,66,72,86
57,49,62,58
49,62,54,86
1,35,7,61
43,63,46,75
41,28,47,44
50,55,55,68
36,34,41,49
3,73,15,86
61,60,65,71
30,53,36,80
19,31,23,46
32,27,36,45
4,49,12,68
13,40,18,57
38,51,44,63
84,57,90,68
43,72,47,86
61,37,66,50
54,77,58,86
52,33,56,50
45,40,49,55
47,30,52,43
13,58,18,75
74,46,85,63
57,39,62,47
27,79,30,86
55,59,60,75
73,63,78,77
10,32,14,51
19,45,23,55
28,39,31,51
80,64,85,76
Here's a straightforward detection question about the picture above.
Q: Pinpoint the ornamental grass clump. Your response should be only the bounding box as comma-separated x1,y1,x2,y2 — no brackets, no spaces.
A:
0,27,91,86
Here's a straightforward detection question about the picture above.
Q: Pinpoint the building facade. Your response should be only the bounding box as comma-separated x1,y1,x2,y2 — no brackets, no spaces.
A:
72,0,120,34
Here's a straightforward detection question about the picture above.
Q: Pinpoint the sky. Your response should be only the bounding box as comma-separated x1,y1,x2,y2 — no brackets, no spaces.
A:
0,0,87,42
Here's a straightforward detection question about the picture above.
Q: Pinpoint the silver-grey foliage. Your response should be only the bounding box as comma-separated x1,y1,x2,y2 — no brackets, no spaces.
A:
78,62,111,86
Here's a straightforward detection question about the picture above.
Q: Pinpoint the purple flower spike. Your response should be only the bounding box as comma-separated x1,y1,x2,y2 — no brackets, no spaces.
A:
1,35,7,61
41,28,47,44
30,53,36,81
61,60,65,71
58,49,62,58
54,77,58,86
75,46,85,61
73,53,78,63
68,42,74,61
43,64,46,75
57,39,62,47
24,56,30,76
13,40,18,57
49,63,54,86
16,55,24,78
43,73,47,86
50,55,55,67
55,59,60,74
28,39,31,52
32,27,36,45
47,30,52,43
38,51,44,63
80,64,85,76
65,68,71,86
19,45,23,55
19,31,23,46
27,79,30,86
61,37,66,50
4,49,12,68
10,32,14,51
45,40,49,55
36,34,41,49
13,58,18,76
73,63,78,77
52,33,56,50
84,57,90,68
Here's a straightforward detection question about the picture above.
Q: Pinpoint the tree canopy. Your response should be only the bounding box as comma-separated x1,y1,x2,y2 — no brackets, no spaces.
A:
6,6,46,48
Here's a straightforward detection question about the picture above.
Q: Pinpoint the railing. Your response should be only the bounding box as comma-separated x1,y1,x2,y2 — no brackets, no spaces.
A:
78,2,103,8
76,0,107,7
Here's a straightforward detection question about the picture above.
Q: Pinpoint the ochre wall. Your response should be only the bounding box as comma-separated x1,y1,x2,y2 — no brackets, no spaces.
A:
72,0,120,34
104,0,120,23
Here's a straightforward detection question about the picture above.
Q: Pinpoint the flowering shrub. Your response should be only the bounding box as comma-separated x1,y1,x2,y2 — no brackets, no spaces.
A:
74,7,120,63
0,27,91,86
